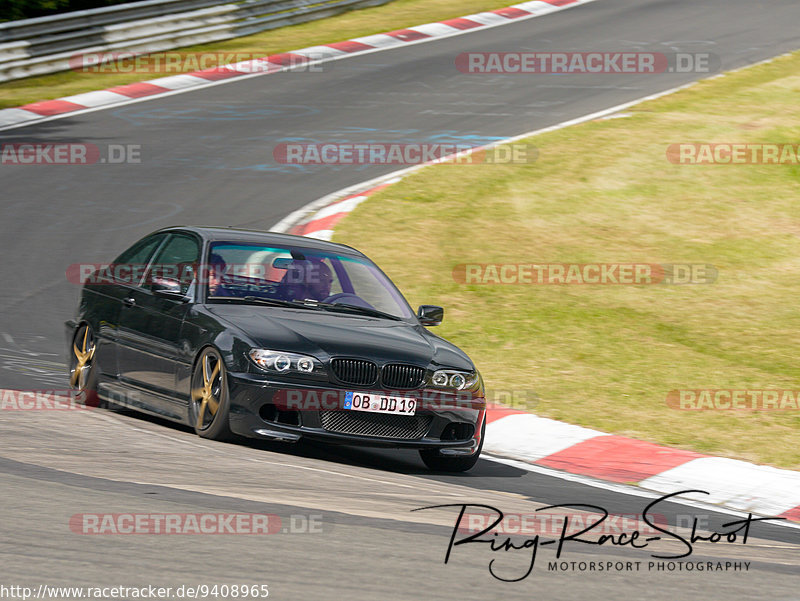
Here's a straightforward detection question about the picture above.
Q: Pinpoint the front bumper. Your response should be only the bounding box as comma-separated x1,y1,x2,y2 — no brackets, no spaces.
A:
226,372,485,452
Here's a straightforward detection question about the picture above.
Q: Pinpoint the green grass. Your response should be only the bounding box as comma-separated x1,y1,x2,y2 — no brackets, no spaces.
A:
335,52,800,469
0,0,516,108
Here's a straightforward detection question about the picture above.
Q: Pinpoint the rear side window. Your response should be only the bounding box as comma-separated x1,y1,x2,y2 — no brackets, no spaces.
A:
111,234,167,287
147,234,200,294
113,234,166,265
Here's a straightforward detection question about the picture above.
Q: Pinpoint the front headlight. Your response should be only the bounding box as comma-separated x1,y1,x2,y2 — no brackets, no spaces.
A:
249,349,325,377
429,369,479,391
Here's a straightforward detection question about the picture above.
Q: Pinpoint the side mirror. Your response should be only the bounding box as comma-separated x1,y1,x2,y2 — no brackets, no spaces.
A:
152,277,189,302
418,305,444,326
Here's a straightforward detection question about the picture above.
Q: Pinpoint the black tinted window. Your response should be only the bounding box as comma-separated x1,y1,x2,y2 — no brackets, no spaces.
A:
114,234,166,265
111,234,167,287
148,234,200,294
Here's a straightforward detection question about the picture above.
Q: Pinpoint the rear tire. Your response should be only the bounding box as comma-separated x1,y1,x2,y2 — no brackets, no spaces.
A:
69,324,100,408
420,420,485,472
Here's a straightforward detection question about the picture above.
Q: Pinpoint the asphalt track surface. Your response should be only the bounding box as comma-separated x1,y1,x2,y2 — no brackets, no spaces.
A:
1,0,799,598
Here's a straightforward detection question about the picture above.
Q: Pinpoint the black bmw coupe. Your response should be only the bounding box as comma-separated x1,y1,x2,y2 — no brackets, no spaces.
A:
67,226,486,471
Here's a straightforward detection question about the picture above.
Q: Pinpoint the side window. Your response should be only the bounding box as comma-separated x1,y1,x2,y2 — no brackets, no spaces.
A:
112,234,167,287
147,234,200,294
114,234,166,265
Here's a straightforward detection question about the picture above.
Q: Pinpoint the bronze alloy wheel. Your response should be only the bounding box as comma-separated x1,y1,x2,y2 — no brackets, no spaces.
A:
69,325,97,402
190,347,233,440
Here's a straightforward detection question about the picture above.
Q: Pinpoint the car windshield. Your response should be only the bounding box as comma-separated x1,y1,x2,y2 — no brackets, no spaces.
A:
202,242,415,319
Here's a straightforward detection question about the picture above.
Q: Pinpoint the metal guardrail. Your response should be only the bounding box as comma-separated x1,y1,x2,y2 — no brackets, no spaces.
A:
0,0,228,42
0,0,394,82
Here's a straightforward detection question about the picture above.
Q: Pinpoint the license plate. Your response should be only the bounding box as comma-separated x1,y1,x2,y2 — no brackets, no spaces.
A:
343,391,416,416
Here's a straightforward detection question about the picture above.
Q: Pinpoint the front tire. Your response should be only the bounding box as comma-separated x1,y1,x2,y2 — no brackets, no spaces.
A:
189,347,233,441
419,420,485,472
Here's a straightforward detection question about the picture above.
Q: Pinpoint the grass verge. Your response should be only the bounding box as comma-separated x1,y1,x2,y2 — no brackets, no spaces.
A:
335,52,800,469
0,0,517,109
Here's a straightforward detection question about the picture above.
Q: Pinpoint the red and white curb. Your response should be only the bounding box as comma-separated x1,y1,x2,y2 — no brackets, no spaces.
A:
272,177,403,240
485,411,800,522
271,111,800,527
0,0,599,131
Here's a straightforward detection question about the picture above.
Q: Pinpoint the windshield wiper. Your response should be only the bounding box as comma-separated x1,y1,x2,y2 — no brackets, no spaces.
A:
317,302,403,321
208,296,319,310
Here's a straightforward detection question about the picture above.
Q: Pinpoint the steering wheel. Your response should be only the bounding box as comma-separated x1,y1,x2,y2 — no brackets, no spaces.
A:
321,293,375,309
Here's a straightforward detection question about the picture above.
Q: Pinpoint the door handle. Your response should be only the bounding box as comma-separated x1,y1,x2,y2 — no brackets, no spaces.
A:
123,297,136,307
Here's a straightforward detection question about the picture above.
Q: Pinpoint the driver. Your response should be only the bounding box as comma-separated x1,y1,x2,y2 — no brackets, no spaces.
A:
304,260,333,301
207,253,228,297
281,259,333,302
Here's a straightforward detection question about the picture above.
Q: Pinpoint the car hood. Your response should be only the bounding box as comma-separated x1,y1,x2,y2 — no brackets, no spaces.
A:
206,304,473,369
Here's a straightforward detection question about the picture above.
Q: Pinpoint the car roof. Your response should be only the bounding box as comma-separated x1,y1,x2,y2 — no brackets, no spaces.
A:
153,226,367,257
